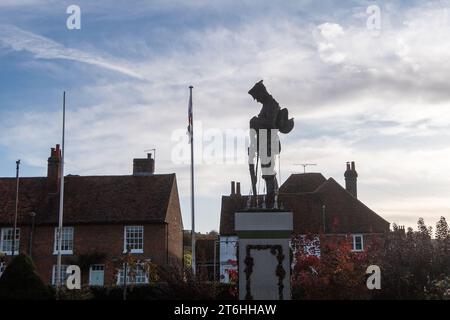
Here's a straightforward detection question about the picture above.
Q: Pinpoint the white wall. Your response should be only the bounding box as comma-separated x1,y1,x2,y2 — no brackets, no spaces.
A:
219,236,238,283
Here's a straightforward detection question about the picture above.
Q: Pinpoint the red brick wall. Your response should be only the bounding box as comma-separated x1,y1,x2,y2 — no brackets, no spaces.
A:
5,223,173,285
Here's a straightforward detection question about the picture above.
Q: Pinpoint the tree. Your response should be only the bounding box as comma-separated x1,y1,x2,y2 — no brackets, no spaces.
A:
436,216,449,240
110,251,159,287
0,253,53,299
183,252,192,270
375,224,419,299
376,218,450,299
291,234,376,300
433,217,450,280
291,218,450,300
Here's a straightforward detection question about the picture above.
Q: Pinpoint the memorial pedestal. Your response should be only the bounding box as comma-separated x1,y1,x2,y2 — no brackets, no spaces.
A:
235,210,293,300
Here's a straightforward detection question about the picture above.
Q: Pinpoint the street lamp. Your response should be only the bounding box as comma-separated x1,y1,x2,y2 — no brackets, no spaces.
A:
29,212,36,258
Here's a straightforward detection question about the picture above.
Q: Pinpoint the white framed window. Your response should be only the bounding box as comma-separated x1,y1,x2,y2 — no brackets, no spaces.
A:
116,264,149,285
53,227,74,255
0,228,20,255
0,262,6,278
124,226,144,253
52,265,68,286
352,234,364,252
89,264,105,286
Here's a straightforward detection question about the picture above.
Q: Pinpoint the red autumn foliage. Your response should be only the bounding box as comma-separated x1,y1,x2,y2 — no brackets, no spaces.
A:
226,269,238,298
291,234,376,300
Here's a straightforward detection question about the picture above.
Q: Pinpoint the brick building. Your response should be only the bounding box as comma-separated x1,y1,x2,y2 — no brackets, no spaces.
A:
218,162,390,282
0,145,183,286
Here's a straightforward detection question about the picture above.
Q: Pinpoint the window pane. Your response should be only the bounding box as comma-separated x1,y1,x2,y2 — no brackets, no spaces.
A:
124,226,144,252
89,265,105,286
54,227,74,253
52,265,68,285
1,228,20,254
0,262,6,278
117,264,148,285
353,235,363,251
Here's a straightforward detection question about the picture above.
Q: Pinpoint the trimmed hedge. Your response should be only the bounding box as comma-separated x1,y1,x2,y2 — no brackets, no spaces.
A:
0,253,54,300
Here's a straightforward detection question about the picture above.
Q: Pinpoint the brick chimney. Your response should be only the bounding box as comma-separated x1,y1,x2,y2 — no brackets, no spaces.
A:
230,181,241,196
344,161,358,198
133,153,155,176
230,181,236,195
47,144,61,193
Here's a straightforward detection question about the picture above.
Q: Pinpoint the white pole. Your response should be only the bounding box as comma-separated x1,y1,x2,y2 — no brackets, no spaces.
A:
56,91,66,297
11,160,20,257
189,86,196,276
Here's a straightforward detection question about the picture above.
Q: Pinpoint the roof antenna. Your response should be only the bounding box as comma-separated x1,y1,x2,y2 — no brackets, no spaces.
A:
294,163,317,174
144,148,156,162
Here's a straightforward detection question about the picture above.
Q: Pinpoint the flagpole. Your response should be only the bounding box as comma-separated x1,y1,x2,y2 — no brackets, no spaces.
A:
189,85,196,276
11,159,20,257
56,91,66,298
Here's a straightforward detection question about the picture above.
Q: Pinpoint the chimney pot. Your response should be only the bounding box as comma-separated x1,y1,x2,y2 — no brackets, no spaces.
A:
231,181,236,195
236,182,241,196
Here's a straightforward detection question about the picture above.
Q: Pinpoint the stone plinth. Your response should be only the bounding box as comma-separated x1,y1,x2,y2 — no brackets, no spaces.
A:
235,211,293,300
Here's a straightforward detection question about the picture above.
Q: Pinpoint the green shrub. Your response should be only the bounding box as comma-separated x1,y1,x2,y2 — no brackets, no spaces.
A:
90,284,162,300
0,253,54,300
214,283,238,300
58,286,94,300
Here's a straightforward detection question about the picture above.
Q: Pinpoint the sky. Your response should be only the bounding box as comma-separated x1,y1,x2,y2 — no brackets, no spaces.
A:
1,0,449,233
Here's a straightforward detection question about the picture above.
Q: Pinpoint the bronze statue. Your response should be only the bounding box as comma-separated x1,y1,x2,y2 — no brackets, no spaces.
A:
248,80,294,208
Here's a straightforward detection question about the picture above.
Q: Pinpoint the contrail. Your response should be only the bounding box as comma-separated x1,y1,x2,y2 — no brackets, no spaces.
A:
0,24,145,80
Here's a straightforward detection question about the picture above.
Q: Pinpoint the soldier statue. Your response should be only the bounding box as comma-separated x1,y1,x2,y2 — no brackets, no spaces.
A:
248,80,294,208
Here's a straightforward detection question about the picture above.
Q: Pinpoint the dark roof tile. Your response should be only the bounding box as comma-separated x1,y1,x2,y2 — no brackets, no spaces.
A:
219,174,390,235
0,174,176,225
279,173,326,193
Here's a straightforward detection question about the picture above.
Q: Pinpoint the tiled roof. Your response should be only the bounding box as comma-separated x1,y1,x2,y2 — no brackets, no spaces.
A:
0,174,177,226
220,173,390,235
279,173,326,193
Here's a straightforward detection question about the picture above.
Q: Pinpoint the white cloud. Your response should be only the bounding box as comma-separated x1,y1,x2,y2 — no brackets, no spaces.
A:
2,1,450,231
0,0,44,7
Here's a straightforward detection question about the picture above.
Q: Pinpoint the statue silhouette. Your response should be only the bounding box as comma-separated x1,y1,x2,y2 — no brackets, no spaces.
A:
248,80,294,208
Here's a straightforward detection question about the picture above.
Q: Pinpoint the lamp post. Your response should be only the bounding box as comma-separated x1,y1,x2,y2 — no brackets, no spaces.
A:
29,212,36,258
